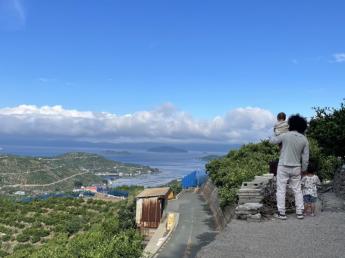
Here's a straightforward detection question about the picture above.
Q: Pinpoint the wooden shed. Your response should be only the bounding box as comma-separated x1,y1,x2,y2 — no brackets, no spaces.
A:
136,187,171,229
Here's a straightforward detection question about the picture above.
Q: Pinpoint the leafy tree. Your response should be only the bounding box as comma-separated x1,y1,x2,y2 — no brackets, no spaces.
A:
308,138,342,180
16,234,30,243
117,200,136,230
65,218,82,236
0,249,9,257
168,180,182,196
102,179,109,186
31,235,41,244
308,100,345,158
12,243,34,252
73,180,83,188
1,235,10,242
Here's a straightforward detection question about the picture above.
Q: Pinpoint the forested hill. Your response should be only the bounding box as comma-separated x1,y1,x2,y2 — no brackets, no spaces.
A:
0,152,157,193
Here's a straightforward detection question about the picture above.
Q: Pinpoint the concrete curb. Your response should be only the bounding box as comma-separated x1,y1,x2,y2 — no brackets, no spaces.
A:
142,212,180,258
153,212,180,258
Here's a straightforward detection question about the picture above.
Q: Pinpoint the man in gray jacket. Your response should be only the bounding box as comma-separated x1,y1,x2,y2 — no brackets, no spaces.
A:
269,114,309,220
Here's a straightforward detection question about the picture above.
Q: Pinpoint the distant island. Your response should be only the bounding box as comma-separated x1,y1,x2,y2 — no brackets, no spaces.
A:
101,150,131,156
0,152,158,194
147,146,188,153
200,155,222,161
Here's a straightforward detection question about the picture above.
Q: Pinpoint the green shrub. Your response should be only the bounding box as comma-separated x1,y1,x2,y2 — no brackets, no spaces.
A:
309,138,342,180
22,216,35,223
65,218,82,236
116,200,136,230
206,141,279,207
13,243,33,252
167,180,182,196
15,223,25,229
0,225,14,235
16,233,30,243
308,100,345,158
1,235,10,242
31,235,41,244
0,249,9,257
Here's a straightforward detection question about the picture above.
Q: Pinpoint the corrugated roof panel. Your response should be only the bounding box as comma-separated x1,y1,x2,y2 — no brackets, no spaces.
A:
136,187,171,198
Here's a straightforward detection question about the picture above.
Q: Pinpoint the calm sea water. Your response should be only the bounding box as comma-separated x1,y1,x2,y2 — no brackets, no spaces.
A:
0,145,225,187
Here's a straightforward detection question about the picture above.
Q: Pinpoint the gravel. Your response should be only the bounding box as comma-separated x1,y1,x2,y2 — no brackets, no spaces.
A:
197,210,345,258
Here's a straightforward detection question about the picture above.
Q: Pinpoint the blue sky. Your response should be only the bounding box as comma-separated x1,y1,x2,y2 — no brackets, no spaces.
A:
0,0,344,143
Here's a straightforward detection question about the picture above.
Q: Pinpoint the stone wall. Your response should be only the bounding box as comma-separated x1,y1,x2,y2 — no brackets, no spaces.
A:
333,164,345,199
200,180,234,230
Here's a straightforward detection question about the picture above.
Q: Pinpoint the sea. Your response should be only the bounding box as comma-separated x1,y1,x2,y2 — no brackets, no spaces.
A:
0,145,227,187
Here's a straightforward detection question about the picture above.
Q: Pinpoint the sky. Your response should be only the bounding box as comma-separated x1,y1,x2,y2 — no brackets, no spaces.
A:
0,0,344,144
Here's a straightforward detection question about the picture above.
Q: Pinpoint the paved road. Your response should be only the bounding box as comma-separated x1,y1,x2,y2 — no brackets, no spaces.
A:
197,193,345,258
157,191,218,258
2,171,89,188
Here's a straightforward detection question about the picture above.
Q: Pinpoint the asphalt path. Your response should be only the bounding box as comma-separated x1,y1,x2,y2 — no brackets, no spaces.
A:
157,191,218,258
197,192,345,258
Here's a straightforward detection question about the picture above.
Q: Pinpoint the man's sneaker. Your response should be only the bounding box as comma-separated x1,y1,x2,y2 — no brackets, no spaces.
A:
296,213,304,219
274,212,287,220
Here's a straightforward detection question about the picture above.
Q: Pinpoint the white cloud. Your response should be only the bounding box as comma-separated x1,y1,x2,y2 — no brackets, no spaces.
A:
37,77,56,83
0,0,26,30
13,0,25,21
0,104,276,143
333,53,345,63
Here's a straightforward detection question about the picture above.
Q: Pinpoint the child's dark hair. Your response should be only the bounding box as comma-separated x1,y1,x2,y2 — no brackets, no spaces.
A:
288,114,308,134
307,160,318,174
277,112,286,121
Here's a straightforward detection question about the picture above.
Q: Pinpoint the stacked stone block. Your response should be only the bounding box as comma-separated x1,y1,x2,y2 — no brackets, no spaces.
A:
235,174,274,221
334,164,345,200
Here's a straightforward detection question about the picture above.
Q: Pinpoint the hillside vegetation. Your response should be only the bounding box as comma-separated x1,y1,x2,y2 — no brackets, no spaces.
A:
0,196,142,258
0,152,157,194
206,141,279,207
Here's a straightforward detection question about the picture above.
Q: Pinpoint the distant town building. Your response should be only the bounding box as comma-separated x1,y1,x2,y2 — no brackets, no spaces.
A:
14,191,25,196
81,186,97,193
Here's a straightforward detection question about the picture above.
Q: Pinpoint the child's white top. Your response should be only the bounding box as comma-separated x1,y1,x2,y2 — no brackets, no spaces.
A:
274,121,289,136
301,175,321,197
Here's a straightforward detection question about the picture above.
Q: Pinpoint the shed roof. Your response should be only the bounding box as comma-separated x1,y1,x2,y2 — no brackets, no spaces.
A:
136,187,171,198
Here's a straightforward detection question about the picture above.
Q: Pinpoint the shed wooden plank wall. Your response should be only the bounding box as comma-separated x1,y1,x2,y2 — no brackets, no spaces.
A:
141,197,161,228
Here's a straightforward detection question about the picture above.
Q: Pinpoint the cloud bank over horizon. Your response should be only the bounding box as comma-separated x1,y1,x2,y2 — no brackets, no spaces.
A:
0,104,275,144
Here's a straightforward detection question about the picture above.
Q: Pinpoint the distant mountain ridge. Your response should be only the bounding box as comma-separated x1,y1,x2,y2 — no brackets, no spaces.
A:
101,150,131,156
147,146,188,153
0,137,239,152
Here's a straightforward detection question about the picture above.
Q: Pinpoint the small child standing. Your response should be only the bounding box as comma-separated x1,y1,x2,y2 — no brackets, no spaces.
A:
301,163,321,216
274,112,289,136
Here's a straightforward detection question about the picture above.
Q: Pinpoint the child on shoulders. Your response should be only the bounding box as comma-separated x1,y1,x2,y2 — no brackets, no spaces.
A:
274,112,289,136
